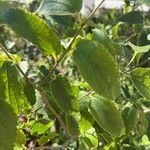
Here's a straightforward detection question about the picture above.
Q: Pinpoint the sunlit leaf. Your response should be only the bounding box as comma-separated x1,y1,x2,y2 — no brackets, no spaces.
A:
0,61,27,113
128,42,150,54
0,99,17,150
14,130,26,149
31,121,52,134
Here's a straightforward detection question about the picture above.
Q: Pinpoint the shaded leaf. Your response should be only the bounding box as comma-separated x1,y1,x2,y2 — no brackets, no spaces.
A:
65,114,80,137
119,11,143,24
137,111,148,138
131,68,150,100
4,8,61,56
89,96,125,137
93,122,113,143
23,80,36,106
92,29,123,57
73,40,120,100
0,1,11,22
122,107,139,134
41,80,62,114
37,0,82,16
79,96,94,123
51,15,75,26
51,75,78,113
137,0,150,6
0,99,17,150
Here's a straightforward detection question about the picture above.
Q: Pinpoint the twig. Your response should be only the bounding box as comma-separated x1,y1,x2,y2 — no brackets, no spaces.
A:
40,91,67,134
78,90,93,100
43,0,106,83
124,33,137,44
0,43,67,135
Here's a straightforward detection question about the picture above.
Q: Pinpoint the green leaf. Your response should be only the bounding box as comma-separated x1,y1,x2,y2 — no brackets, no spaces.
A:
89,96,125,137
128,42,150,54
33,91,48,117
0,61,27,113
103,142,116,150
137,111,148,138
73,40,120,100
3,8,61,56
39,133,58,146
37,0,82,16
51,15,75,26
80,119,98,149
93,122,113,143
119,11,143,24
31,121,52,134
79,96,94,123
137,0,150,6
80,118,92,133
51,75,79,113
79,97,98,147
65,114,80,137
0,52,21,64
23,80,36,106
0,99,17,150
79,139,89,150
14,130,26,149
92,29,123,57
131,68,150,100
122,107,139,134
0,1,11,22
125,42,150,67
40,80,62,114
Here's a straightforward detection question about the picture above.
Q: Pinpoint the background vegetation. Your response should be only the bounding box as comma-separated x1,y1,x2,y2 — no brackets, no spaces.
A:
0,0,150,149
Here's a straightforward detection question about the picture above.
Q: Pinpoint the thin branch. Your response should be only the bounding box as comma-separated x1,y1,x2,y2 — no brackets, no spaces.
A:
124,33,137,44
78,90,93,100
0,43,30,81
0,43,67,135
40,91,68,134
43,0,106,83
